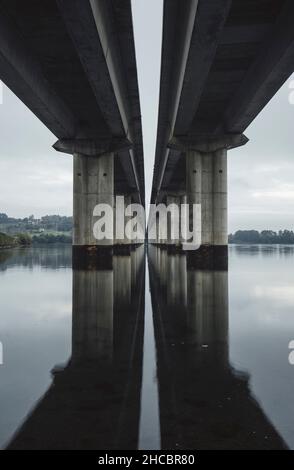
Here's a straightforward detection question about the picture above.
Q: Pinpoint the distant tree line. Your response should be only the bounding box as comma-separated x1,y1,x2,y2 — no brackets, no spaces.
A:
0,213,72,234
2,213,294,246
0,231,72,247
229,230,294,244
32,233,72,244
0,232,32,248
0,213,73,247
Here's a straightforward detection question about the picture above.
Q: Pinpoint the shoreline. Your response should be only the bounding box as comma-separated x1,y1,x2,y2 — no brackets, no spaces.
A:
0,244,18,250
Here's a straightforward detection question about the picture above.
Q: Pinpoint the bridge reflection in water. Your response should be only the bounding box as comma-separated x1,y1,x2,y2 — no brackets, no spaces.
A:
148,246,287,450
6,246,287,450
7,246,146,450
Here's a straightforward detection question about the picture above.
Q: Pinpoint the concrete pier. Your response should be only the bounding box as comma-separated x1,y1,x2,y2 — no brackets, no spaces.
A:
184,147,228,267
186,150,202,246
213,149,228,246
166,195,179,246
186,148,228,249
73,153,114,253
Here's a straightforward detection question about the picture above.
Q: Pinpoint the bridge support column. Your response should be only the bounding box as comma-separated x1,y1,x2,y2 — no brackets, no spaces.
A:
113,194,134,254
180,194,187,246
134,195,145,246
73,152,114,260
122,194,132,247
201,152,213,245
186,150,202,245
186,147,228,261
213,149,228,246
154,214,160,245
166,195,176,246
158,207,165,246
166,193,182,250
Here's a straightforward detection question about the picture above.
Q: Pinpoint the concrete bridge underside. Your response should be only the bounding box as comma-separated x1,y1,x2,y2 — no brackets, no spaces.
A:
150,0,294,259
0,0,145,258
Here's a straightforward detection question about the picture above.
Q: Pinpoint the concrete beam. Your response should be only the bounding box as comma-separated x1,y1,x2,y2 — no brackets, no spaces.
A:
168,133,248,153
57,0,144,204
174,0,232,135
89,0,144,203
53,137,131,157
152,0,199,199
219,0,294,134
152,0,233,201
56,0,124,137
0,6,76,139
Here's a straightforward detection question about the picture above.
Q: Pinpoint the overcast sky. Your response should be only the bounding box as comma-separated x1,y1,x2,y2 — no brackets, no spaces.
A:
0,0,294,232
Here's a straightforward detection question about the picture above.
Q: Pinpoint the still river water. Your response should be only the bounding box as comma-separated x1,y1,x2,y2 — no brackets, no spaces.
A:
0,244,293,450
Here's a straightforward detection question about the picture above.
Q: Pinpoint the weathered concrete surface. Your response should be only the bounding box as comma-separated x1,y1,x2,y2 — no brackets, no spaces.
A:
213,149,228,246
73,152,114,247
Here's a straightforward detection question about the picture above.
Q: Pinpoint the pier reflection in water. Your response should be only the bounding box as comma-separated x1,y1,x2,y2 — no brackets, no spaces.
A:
0,245,292,449
148,246,286,450
7,246,146,450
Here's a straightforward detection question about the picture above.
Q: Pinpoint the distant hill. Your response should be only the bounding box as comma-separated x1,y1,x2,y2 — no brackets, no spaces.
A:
0,213,72,234
229,230,294,244
0,213,73,245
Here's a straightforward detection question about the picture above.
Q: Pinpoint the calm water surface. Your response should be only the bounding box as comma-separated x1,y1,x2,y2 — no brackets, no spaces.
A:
0,244,293,449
